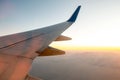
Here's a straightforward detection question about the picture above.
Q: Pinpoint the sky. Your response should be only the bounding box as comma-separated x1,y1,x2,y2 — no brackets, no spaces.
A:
1,0,120,50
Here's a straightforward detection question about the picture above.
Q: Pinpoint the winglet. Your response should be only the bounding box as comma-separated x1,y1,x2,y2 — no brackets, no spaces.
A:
67,6,81,22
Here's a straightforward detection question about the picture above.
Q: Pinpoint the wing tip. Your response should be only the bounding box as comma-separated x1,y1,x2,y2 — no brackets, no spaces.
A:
67,5,81,22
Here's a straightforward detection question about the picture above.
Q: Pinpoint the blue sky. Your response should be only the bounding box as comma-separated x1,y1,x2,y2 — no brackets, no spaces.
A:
0,0,82,35
1,0,120,47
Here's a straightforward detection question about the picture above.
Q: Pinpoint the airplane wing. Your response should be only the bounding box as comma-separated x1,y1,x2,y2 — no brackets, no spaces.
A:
0,6,81,80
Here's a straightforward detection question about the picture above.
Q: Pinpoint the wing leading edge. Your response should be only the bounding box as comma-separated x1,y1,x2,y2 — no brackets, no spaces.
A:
0,6,81,80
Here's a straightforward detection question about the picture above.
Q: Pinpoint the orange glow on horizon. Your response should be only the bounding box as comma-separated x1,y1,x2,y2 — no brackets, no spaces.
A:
51,44,120,52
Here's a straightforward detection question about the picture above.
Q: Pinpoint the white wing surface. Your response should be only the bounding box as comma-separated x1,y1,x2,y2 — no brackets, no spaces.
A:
0,6,81,80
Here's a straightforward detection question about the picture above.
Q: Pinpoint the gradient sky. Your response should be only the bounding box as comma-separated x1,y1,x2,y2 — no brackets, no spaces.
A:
1,0,120,49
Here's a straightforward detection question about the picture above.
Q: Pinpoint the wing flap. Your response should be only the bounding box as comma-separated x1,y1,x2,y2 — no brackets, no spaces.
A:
55,35,71,41
36,46,65,56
